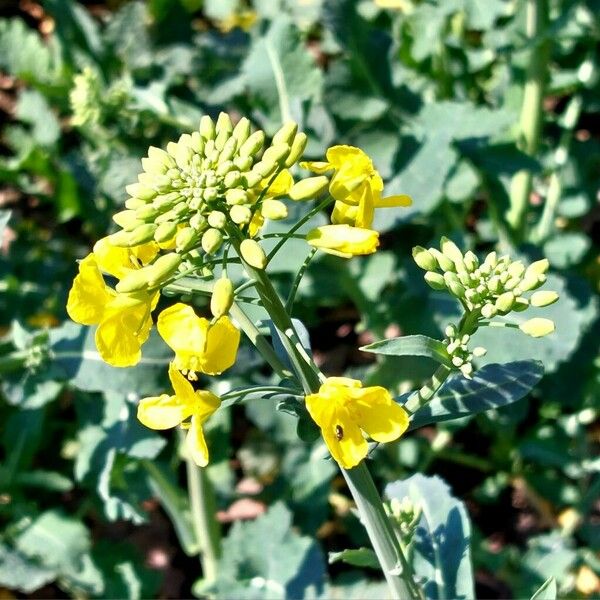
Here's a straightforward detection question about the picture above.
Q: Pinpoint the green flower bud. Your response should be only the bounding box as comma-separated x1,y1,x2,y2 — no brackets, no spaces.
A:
429,248,455,272
463,251,479,272
452,355,464,367
272,121,298,146
513,297,529,312
201,228,223,255
520,273,544,292
223,170,242,188
488,276,501,294
126,183,156,201
199,115,216,140
125,198,146,210
110,224,157,247
480,251,497,273
234,155,253,171
148,146,176,171
263,143,290,165
210,277,234,318
495,291,515,314
174,143,194,171
154,221,178,243
215,112,233,148
203,187,219,202
135,205,160,220
240,239,267,269
526,258,550,277
152,192,181,209
226,189,250,205
530,290,559,307
218,137,238,163
113,210,143,231
189,213,206,231
460,363,473,379
285,132,308,167
440,237,463,264
412,246,438,271
481,303,497,319
261,199,288,220
444,272,466,298
445,324,457,338
190,131,204,153
519,317,555,338
232,117,251,145
253,160,278,178
241,171,262,188
230,205,252,225
473,346,487,357
147,253,182,286
208,211,227,229
176,226,198,253
115,269,151,293
239,131,265,157
424,271,446,290
289,176,329,201
507,261,525,278
504,277,520,291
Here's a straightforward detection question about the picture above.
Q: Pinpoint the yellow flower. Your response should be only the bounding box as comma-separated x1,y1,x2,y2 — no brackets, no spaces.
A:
137,363,220,467
157,303,240,375
305,377,409,469
306,224,379,258
66,240,159,367
302,145,411,228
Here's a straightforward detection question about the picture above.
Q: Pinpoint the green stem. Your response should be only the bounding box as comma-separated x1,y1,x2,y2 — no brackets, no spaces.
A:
506,0,550,241
0,350,29,374
404,364,452,415
185,453,221,584
285,248,317,312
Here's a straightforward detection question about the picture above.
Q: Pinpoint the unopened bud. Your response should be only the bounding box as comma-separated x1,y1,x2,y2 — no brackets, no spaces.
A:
424,271,446,290
530,291,559,307
481,303,497,319
285,132,308,167
239,131,265,157
473,346,487,357
147,253,182,286
208,211,227,229
429,248,455,272
519,317,555,338
444,272,466,298
176,227,198,253
440,237,463,264
113,210,142,231
262,143,290,165
289,176,329,201
230,205,252,225
115,269,151,293
226,188,249,205
240,239,267,269
495,291,515,314
513,297,529,311
261,199,288,220
526,259,550,277
232,117,251,145
126,183,157,201
125,197,146,210
253,160,278,178
463,251,479,272
110,224,157,247
201,228,223,255
199,115,216,140
210,277,234,318
154,221,178,243
412,246,438,271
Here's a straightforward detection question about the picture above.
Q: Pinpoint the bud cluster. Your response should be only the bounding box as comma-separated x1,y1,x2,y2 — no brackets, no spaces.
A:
413,238,559,324
385,497,422,546
443,324,487,379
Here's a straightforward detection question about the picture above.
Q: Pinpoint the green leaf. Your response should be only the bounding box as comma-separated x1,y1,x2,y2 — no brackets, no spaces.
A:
530,576,557,600
385,474,475,600
360,334,451,367
16,90,60,147
14,510,90,572
202,502,325,599
0,543,56,593
329,548,379,570
407,360,544,430
242,17,322,127
543,232,590,269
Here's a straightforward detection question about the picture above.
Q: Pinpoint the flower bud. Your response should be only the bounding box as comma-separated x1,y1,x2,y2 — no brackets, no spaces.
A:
125,198,146,210
126,183,157,201
208,211,227,229
240,239,267,269
481,303,497,319
285,132,308,167
201,228,223,255
154,221,178,243
147,253,182,286
135,205,160,220
507,261,525,278
241,171,262,188
463,251,479,272
412,246,438,271
495,291,515,314
530,290,559,307
226,189,250,205
444,272,466,298
424,272,446,290
232,117,251,145
289,176,329,201
262,143,290,165
473,346,487,357
148,146,176,171
110,224,157,247
253,160,278,178
152,192,180,210
513,297,529,311
440,237,463,264
115,269,151,293
210,277,234,318
261,199,288,220
429,248,455,272
230,205,252,225
199,115,216,140
218,137,237,163
223,170,242,188
113,210,143,231
234,155,253,171
519,317,555,338
272,121,298,146
190,131,204,153
176,227,198,252
526,258,550,277
189,213,206,231
239,131,265,157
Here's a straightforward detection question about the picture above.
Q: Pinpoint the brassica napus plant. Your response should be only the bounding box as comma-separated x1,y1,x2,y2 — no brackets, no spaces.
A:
66,114,558,599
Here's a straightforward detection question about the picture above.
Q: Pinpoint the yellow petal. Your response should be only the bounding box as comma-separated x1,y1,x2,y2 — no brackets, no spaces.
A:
187,414,210,467
93,237,135,279
300,160,332,174
374,193,412,208
329,166,367,205
168,363,198,406
137,393,190,430
306,225,379,258
157,303,208,361
248,211,265,238
348,386,409,443
194,389,221,421
195,316,241,375
331,202,358,226
95,311,144,367
131,242,160,265
264,169,293,197
325,145,370,170
66,254,112,325
354,186,375,229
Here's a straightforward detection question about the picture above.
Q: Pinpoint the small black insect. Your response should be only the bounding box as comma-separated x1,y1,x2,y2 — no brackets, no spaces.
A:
335,425,344,440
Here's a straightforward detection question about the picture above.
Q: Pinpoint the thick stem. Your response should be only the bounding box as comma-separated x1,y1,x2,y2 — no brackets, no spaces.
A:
506,0,549,241
404,364,452,415
344,463,423,600
185,454,221,584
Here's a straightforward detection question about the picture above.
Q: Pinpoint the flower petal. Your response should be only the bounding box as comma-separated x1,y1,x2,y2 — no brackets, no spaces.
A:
157,303,208,362
93,237,135,279
66,254,112,326
300,160,332,174
325,145,370,169
348,386,409,443
137,393,188,430
197,316,241,375
95,311,144,367
187,414,210,467
265,169,293,197
307,225,379,258
375,194,412,208
354,186,375,229
168,363,198,406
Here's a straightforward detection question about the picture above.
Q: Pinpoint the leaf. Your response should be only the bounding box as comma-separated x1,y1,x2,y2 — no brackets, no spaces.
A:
530,576,557,600
242,17,322,126
202,502,326,599
15,511,91,572
360,334,451,367
0,543,56,593
407,360,544,431
385,474,475,600
49,322,170,396
329,548,380,570
16,90,60,147
543,232,591,269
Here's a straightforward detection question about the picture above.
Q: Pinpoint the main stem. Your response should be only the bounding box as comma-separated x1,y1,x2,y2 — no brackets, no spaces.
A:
238,255,421,600
506,0,549,241
185,453,221,584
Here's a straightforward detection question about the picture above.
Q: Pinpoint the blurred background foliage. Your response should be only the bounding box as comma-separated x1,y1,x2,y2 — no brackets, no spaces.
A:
0,0,598,597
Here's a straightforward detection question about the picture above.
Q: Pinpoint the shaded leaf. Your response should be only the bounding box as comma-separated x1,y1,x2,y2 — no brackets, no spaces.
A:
361,334,451,367
329,548,379,570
